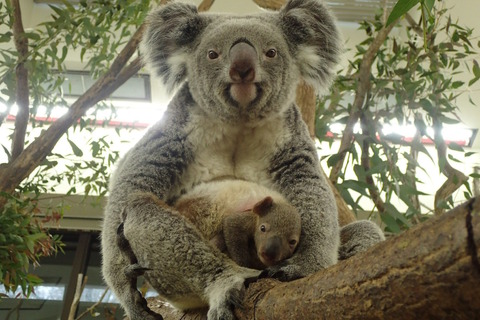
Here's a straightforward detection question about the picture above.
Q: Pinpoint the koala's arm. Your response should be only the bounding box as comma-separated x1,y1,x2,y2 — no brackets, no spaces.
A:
102,87,194,318
339,220,385,260
221,212,257,268
265,106,339,280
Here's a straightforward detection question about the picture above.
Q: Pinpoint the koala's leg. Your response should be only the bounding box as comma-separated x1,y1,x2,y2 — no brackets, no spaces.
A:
121,197,260,320
339,220,385,260
102,219,163,320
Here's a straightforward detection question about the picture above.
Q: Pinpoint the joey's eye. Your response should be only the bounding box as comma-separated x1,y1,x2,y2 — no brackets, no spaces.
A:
289,239,297,245
260,225,266,232
265,48,277,58
208,50,219,60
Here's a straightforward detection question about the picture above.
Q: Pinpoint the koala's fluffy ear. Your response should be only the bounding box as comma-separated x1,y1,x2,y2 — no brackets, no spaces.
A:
141,3,208,92
253,197,274,216
279,0,342,92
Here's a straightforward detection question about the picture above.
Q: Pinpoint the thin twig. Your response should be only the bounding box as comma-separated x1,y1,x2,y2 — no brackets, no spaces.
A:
198,0,215,12
68,274,88,320
252,0,285,10
432,117,468,215
406,126,422,222
75,287,109,320
360,110,386,214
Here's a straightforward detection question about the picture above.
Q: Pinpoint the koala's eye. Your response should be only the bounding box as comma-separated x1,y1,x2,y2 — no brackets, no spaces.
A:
265,48,277,58
208,50,219,60
260,225,266,232
289,239,297,246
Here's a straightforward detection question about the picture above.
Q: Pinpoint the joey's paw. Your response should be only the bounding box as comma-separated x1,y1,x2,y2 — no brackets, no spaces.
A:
259,264,304,282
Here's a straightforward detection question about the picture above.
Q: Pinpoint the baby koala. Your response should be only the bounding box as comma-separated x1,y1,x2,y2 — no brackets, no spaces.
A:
215,196,301,270
175,180,301,269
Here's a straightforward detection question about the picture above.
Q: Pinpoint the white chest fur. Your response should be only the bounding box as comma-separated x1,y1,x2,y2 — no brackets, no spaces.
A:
179,110,290,192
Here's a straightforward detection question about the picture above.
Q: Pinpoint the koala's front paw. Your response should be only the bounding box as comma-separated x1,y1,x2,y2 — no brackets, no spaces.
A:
207,285,244,320
129,309,164,320
259,263,304,282
126,290,164,320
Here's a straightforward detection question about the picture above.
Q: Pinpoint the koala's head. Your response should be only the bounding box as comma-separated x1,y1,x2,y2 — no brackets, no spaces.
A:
141,0,341,123
251,196,301,267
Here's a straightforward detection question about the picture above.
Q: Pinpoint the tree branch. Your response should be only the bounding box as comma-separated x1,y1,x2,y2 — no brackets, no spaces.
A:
405,126,422,218
68,274,88,320
0,24,145,196
252,0,286,10
329,21,397,185
149,197,480,319
360,112,386,214
432,117,468,215
9,0,29,161
295,80,316,139
198,0,215,12
75,287,109,320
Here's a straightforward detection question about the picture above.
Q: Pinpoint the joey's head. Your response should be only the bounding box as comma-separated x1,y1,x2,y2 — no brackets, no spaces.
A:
141,0,341,123
252,197,301,267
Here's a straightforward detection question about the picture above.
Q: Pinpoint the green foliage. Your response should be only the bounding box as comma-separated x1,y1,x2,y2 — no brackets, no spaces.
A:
0,193,63,297
387,0,435,26
0,0,159,297
318,5,478,233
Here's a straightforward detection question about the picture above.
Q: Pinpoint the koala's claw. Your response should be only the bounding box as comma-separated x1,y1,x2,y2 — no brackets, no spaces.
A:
130,309,164,320
226,285,244,310
260,264,304,282
129,290,164,320
244,275,259,288
124,263,152,278
207,285,245,320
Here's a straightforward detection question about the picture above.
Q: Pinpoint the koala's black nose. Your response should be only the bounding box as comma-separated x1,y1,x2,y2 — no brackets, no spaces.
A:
229,41,256,83
261,236,282,262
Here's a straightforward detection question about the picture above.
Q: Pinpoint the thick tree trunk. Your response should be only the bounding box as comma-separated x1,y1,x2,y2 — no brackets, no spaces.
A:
148,196,480,319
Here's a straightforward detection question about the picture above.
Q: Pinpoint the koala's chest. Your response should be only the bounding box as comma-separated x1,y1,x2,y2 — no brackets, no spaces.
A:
181,117,287,190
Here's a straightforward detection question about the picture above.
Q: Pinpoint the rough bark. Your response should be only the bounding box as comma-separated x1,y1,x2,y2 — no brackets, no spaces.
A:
148,196,480,319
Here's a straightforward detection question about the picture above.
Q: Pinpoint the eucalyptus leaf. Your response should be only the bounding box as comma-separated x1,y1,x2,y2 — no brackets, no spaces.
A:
386,0,421,26
67,138,84,157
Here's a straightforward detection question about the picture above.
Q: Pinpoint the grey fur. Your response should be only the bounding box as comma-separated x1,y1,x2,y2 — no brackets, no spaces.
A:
339,220,385,260
102,1,346,319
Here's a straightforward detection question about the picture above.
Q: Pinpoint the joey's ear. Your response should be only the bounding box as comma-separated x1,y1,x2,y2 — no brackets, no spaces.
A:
279,0,342,92
140,3,210,92
253,197,274,216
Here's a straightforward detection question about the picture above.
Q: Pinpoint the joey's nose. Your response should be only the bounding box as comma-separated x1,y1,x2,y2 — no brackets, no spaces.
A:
229,41,257,83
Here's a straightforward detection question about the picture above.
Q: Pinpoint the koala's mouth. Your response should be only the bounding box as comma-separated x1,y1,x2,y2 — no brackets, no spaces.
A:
225,83,263,110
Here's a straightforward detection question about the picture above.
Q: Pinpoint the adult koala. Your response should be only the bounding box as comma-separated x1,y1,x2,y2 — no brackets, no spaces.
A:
102,0,347,319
